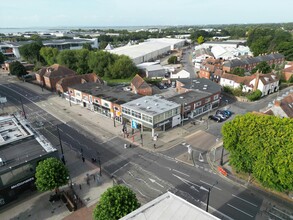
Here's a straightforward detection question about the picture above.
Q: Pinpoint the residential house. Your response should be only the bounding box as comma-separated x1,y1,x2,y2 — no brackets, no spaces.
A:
130,74,152,95
261,92,293,118
220,72,279,96
282,64,293,81
56,73,102,94
36,64,76,90
198,58,223,80
223,53,285,73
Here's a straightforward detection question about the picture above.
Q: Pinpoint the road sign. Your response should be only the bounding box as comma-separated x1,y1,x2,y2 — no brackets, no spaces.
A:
131,120,137,129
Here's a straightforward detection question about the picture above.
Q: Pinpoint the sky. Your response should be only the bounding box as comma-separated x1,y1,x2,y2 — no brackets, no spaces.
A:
1,0,293,28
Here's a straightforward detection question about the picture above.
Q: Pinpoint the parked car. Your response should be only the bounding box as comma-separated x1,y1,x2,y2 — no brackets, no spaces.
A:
216,113,227,120
216,110,232,118
208,115,223,122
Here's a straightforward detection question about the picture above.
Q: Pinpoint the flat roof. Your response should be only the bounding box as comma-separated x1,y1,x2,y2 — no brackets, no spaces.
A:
109,38,185,60
121,96,180,116
69,82,142,104
0,115,56,173
167,90,211,105
121,191,220,220
175,78,222,94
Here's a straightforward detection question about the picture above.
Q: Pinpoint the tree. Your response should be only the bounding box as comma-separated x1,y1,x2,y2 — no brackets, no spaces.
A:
88,51,117,77
0,52,5,64
57,50,78,71
254,61,272,74
168,56,178,64
246,89,262,101
93,185,140,220
231,67,245,76
76,49,91,74
40,47,59,65
9,61,27,78
107,55,138,79
82,43,93,51
197,36,205,44
19,42,43,63
35,157,69,193
222,113,293,192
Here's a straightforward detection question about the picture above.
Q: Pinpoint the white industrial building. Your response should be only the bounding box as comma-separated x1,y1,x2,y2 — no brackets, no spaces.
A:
108,38,185,65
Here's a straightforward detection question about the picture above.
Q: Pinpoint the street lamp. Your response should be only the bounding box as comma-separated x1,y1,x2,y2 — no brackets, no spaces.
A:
20,96,27,119
200,181,218,212
57,125,66,165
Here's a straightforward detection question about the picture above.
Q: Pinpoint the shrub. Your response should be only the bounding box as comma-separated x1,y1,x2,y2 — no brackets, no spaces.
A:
246,89,262,101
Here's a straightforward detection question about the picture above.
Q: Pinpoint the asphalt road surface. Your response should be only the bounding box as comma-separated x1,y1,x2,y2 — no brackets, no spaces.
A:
0,82,292,220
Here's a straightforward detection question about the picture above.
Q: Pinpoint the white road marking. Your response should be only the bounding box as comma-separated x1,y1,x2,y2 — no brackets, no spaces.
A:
269,212,285,220
200,180,222,191
172,169,190,177
227,203,254,218
172,174,200,191
111,162,130,176
272,207,291,218
149,178,164,188
231,194,257,207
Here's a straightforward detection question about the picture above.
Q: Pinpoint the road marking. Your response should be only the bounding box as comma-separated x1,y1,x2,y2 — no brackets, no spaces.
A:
111,162,130,176
172,174,200,191
149,178,164,188
269,212,285,220
172,169,190,177
227,203,254,218
200,180,222,191
272,207,292,218
231,194,257,207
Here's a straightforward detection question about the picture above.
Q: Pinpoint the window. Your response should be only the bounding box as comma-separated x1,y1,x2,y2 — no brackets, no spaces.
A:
195,101,201,107
131,110,141,119
205,97,211,103
122,107,130,115
214,94,219,100
142,114,152,123
165,110,172,118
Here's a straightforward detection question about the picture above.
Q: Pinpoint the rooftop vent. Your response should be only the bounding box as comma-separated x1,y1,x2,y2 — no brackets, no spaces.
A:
203,87,207,90
136,103,140,106
147,106,151,109
179,96,184,99
155,103,158,106
144,100,148,103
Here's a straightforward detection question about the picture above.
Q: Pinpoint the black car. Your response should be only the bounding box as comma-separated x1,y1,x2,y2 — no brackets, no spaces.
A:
208,115,223,122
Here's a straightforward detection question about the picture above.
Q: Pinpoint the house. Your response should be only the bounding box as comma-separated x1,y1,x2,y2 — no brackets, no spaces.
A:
130,74,152,95
282,64,293,81
223,53,285,73
220,72,279,96
198,58,223,79
36,64,76,90
56,73,102,94
192,48,214,63
121,191,219,220
171,69,191,79
261,92,293,118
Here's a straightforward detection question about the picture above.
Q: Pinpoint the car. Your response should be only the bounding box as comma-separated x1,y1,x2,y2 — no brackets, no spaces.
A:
216,110,231,118
208,115,223,122
216,113,227,120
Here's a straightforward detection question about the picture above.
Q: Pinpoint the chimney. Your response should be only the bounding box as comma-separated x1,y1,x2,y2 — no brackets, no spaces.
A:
274,100,281,107
253,71,260,91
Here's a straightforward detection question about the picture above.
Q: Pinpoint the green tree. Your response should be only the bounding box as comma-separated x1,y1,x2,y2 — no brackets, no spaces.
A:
82,43,93,51
9,61,27,78
0,52,5,64
168,56,178,64
19,42,43,63
231,67,245,76
222,113,293,192
57,50,78,71
255,61,272,74
40,47,59,65
246,89,262,101
35,157,69,193
88,51,117,77
93,185,140,220
76,49,91,74
107,55,137,79
197,36,205,44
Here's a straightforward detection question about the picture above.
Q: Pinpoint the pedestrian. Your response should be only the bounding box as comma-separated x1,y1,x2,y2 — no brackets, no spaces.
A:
124,144,127,149
79,184,82,190
82,156,85,163
154,144,156,149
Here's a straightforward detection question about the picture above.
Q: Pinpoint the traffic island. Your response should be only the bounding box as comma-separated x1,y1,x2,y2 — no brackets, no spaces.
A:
175,152,194,166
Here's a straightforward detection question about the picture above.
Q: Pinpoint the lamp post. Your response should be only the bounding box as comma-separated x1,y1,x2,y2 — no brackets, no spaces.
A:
220,146,225,166
20,96,27,119
200,181,218,212
57,125,66,165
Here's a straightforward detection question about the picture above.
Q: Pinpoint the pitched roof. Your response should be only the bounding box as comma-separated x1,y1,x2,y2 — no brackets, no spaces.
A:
259,73,279,85
279,93,293,118
56,73,102,91
131,74,151,90
42,64,77,78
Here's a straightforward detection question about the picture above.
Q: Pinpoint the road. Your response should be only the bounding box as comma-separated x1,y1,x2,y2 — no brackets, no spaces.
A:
0,81,292,220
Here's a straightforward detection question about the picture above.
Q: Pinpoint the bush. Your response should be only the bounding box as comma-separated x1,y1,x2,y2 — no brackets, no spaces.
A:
246,89,262,101
168,56,178,64
223,86,233,94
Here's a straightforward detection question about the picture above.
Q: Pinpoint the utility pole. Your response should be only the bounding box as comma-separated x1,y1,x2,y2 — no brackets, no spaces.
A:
20,96,27,119
200,181,218,212
220,147,224,166
57,125,66,165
